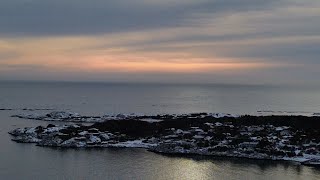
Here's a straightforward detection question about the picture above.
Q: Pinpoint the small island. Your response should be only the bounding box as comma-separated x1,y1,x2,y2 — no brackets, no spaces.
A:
9,112,320,166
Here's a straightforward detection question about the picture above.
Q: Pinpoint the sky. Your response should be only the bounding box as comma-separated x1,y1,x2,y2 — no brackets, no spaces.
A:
0,0,319,84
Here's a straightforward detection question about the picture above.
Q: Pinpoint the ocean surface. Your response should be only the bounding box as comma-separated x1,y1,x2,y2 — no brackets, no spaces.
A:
1,81,320,179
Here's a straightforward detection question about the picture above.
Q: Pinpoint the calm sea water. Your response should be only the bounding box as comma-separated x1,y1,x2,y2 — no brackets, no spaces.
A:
1,81,320,179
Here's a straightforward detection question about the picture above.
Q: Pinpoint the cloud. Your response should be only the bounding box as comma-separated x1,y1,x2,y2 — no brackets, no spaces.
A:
0,0,319,84
0,0,281,36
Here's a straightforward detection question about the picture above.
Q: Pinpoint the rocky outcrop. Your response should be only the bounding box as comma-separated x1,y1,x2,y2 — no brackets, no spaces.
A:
8,114,320,166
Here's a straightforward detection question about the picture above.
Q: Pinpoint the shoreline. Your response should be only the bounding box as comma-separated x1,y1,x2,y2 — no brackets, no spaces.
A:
8,112,320,167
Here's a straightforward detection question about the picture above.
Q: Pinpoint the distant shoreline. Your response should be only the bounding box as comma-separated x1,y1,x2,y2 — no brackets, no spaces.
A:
2,79,318,89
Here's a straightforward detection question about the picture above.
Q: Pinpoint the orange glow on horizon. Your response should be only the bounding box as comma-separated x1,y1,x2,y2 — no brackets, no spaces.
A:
0,52,275,74
0,35,280,74
81,60,270,73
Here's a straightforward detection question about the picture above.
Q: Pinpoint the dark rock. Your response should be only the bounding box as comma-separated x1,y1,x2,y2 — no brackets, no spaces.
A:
47,124,56,128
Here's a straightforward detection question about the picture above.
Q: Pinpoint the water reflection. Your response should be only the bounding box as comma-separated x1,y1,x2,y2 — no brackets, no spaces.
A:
154,152,320,180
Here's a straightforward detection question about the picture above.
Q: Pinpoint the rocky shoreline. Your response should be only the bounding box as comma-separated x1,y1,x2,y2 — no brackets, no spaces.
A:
11,111,238,123
8,112,320,167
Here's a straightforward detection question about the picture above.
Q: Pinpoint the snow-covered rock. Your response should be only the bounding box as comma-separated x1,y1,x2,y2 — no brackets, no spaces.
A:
8,114,320,167
47,111,80,119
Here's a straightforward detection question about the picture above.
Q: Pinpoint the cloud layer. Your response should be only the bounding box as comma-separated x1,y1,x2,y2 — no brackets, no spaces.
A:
0,0,319,84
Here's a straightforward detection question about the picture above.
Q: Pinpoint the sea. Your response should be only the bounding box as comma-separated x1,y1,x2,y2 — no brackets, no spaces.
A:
1,81,320,180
